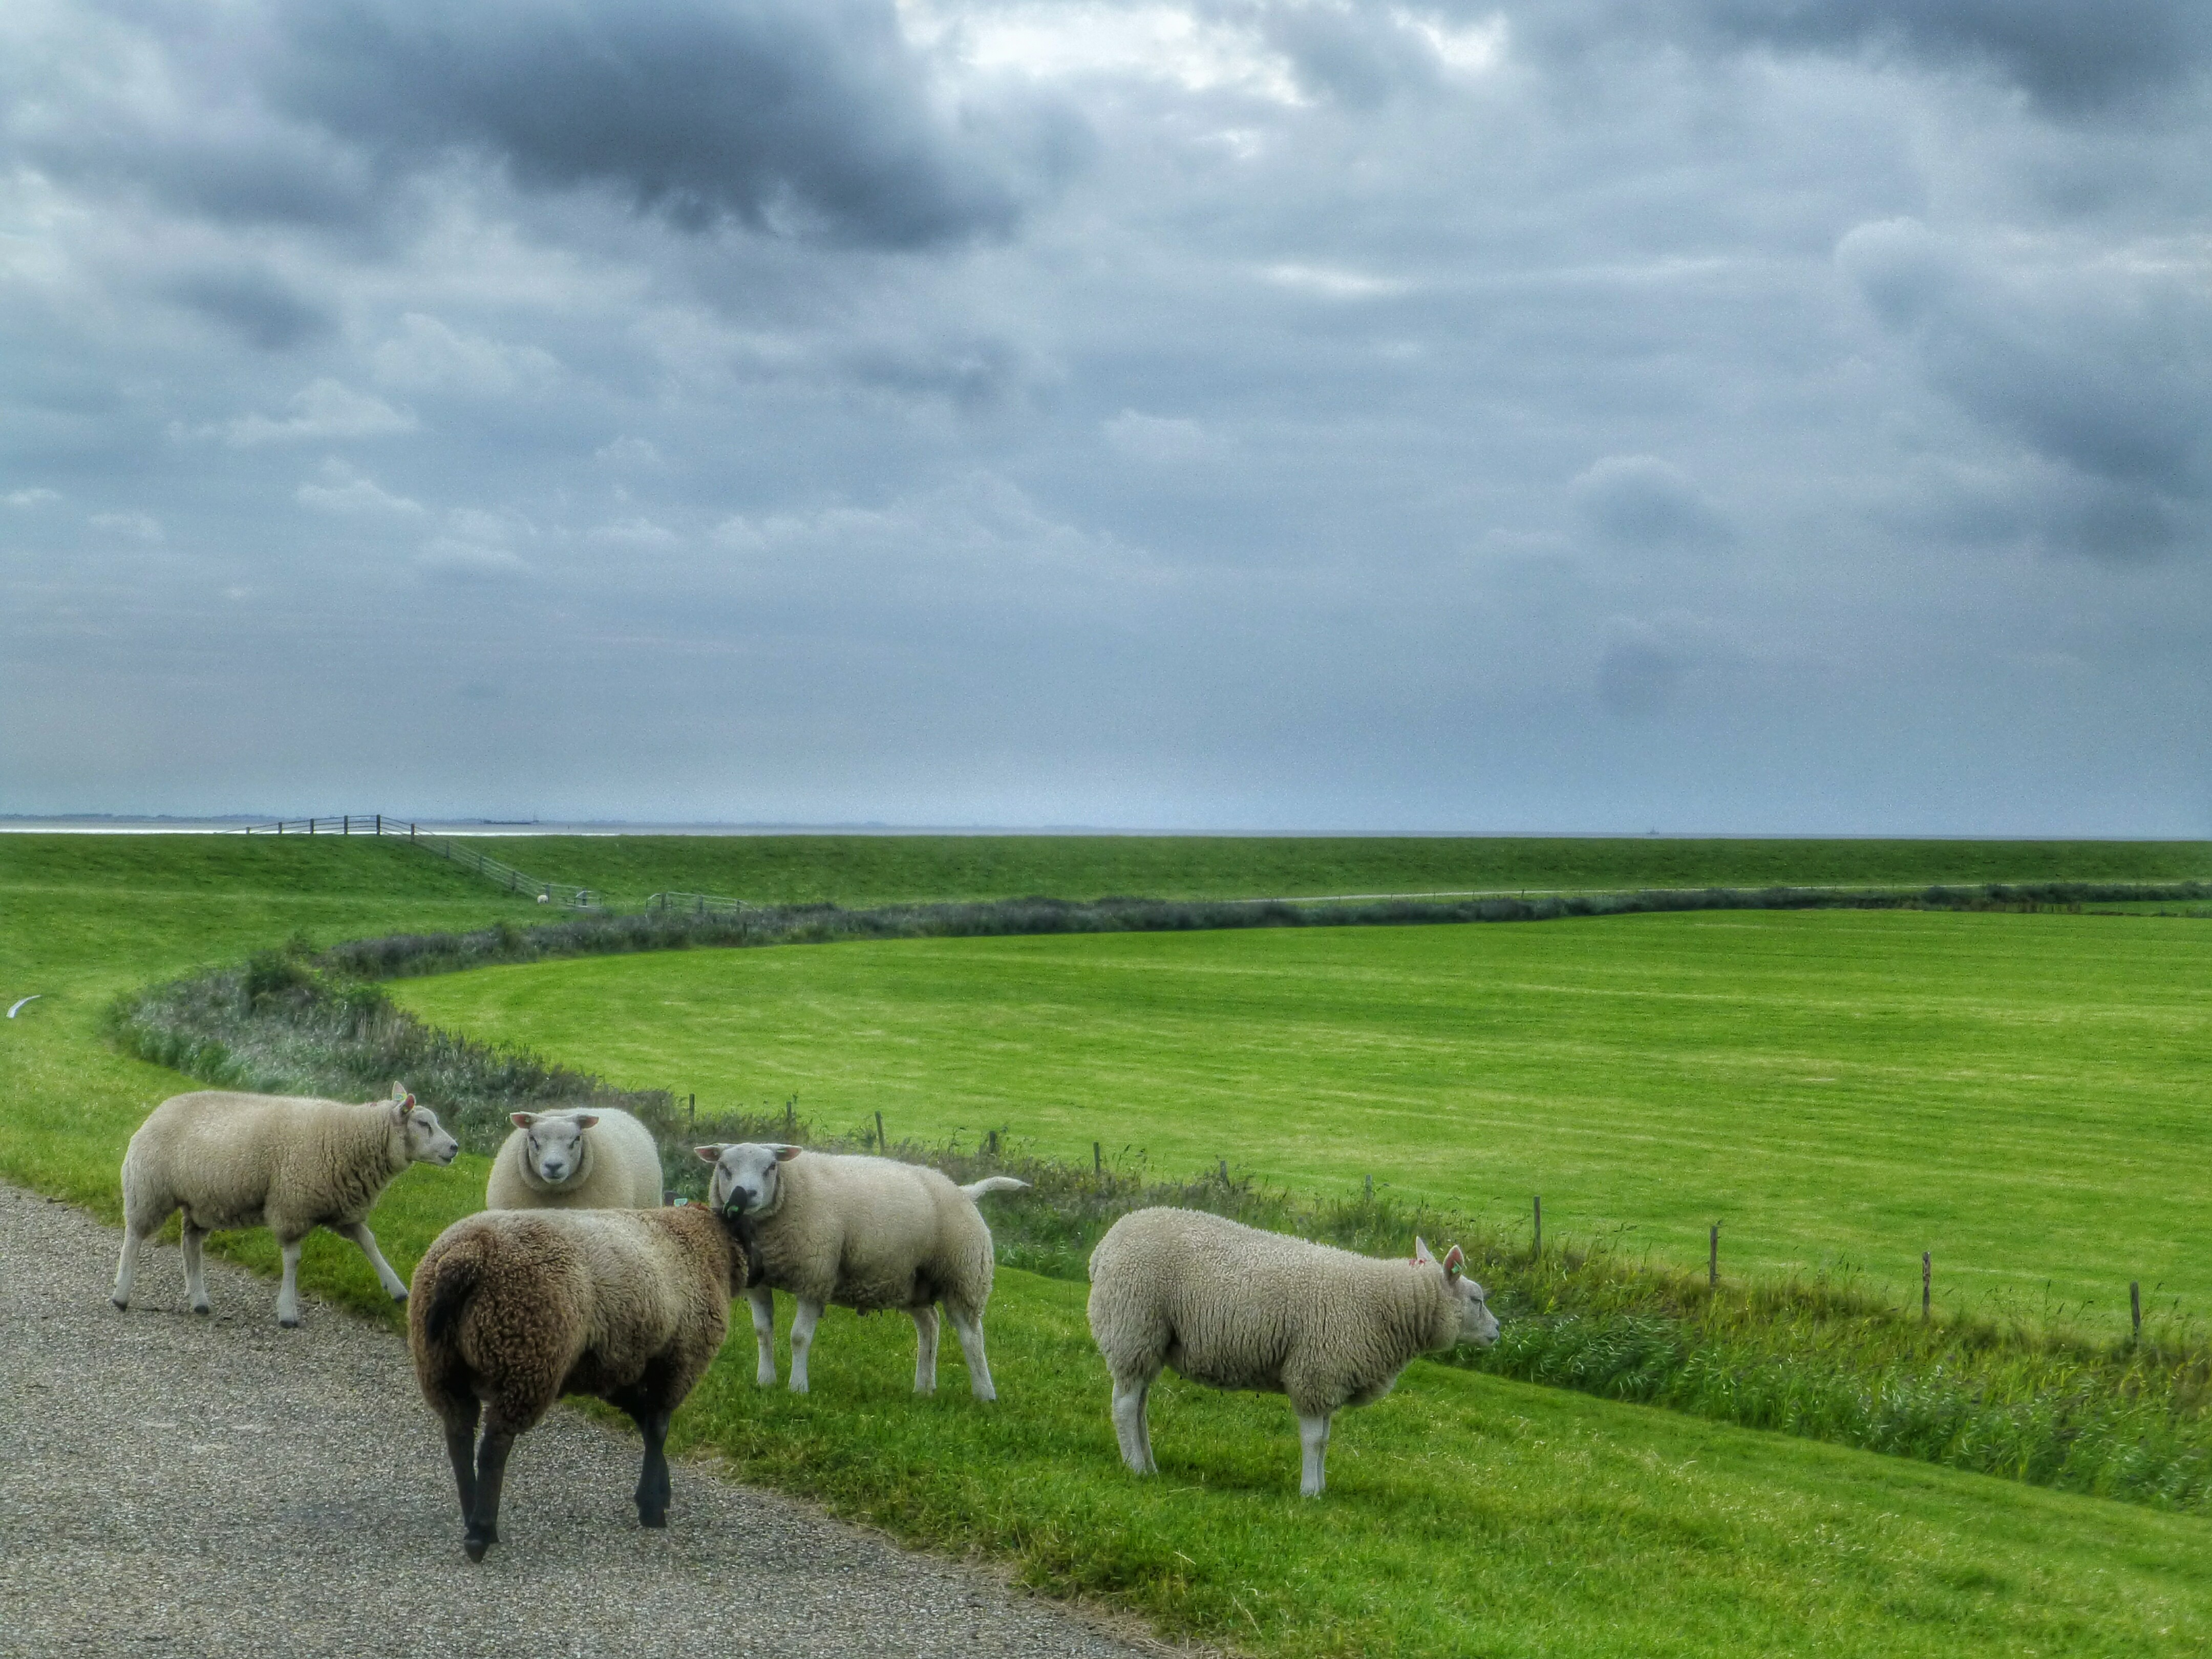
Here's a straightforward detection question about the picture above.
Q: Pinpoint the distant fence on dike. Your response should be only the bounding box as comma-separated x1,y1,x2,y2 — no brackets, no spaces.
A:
232,814,603,909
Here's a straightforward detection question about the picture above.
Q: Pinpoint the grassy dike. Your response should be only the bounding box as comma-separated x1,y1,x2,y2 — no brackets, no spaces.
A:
5,834,2212,1654
440,831,2212,908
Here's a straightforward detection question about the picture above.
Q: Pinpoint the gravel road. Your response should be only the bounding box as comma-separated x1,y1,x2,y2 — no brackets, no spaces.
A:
0,1184,1174,1659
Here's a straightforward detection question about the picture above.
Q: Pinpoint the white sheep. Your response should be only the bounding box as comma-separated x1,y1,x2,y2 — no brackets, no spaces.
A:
1086,1207,1500,1497
112,1083,459,1328
694,1142,1029,1399
409,1202,750,1561
485,1106,664,1210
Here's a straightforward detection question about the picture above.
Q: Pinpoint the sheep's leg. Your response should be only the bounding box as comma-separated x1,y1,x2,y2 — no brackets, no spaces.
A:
333,1221,409,1302
1110,1375,1156,1475
749,1287,778,1388
787,1299,823,1394
631,1407,673,1528
1296,1411,1333,1498
442,1416,480,1523
180,1222,212,1316
275,1236,304,1327
112,1223,150,1310
945,1303,996,1402
465,1427,515,1562
910,1305,940,1394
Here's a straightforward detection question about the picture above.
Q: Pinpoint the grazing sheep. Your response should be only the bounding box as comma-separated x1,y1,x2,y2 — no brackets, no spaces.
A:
485,1107,664,1211
113,1083,459,1328
408,1202,750,1562
695,1142,1028,1400
1087,1207,1500,1497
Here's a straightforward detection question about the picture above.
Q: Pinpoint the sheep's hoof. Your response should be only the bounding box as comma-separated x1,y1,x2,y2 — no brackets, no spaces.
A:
192,1303,212,1317
639,1509,667,1530
463,1535,490,1563
391,1287,409,1303
278,1314,300,1329
110,1294,128,1311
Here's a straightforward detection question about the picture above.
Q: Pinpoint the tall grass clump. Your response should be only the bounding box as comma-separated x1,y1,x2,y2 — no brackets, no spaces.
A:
113,945,2212,1516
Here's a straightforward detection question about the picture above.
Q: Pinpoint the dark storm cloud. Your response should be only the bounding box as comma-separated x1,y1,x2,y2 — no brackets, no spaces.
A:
1838,219,2212,558
272,0,1071,247
5,0,1074,248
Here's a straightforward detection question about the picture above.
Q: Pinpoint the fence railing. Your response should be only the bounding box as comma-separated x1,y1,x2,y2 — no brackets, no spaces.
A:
231,814,601,909
644,890,757,917
238,814,399,837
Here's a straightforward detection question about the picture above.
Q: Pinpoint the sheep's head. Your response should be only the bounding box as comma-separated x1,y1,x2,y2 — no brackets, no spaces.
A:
511,1111,599,1185
1416,1237,1499,1349
392,1086,459,1166
693,1142,801,1220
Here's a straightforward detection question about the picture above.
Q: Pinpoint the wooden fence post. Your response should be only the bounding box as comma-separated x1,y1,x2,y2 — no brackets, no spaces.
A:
1533,1195,1542,1258
1365,1173,1374,1200
1093,1140,1102,1175
2132,1280,2143,1341
875,1110,885,1152
1709,1221,1719,1289
1922,1251,1931,1321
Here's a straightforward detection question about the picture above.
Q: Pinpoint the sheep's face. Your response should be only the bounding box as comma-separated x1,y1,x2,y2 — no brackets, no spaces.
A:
512,1112,599,1185
393,1091,459,1166
694,1142,802,1219
1417,1238,1499,1348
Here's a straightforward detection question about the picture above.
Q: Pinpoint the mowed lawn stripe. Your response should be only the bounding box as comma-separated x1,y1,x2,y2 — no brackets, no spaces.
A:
394,909,2212,1329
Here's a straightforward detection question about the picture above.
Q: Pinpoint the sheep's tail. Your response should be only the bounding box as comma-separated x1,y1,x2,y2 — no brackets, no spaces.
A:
961,1176,1030,1201
421,1239,485,1345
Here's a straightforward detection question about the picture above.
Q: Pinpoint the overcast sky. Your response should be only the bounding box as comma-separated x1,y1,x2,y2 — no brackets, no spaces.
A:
4,0,2209,832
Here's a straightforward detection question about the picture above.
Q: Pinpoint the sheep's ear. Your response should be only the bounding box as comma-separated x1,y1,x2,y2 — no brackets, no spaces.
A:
511,1112,538,1130
572,1114,601,1130
1413,1237,1436,1266
1443,1245,1465,1281
774,1144,803,1162
693,1145,727,1164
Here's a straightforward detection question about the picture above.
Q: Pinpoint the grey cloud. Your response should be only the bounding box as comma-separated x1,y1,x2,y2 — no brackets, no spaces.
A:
1596,632,1685,717
1570,456,1732,549
1513,0,2212,116
165,269,331,350
6,0,1077,249
275,0,1076,247
1256,5,1447,108
1838,219,2212,558
1701,0,2212,116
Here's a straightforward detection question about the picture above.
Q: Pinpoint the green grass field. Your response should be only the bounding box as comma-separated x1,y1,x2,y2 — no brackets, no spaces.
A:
391,910,2212,1332
8,833,2212,1654
405,832,2211,907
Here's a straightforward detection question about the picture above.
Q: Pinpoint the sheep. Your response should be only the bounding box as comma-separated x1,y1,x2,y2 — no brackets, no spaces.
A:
694,1142,1029,1400
485,1106,664,1211
112,1083,459,1328
408,1202,750,1561
1086,1207,1500,1497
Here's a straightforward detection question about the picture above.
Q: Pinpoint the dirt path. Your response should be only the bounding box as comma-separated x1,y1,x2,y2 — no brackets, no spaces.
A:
0,1185,1169,1658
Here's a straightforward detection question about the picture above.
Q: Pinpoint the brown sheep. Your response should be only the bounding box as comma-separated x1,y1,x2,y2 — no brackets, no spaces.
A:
408,1203,750,1561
